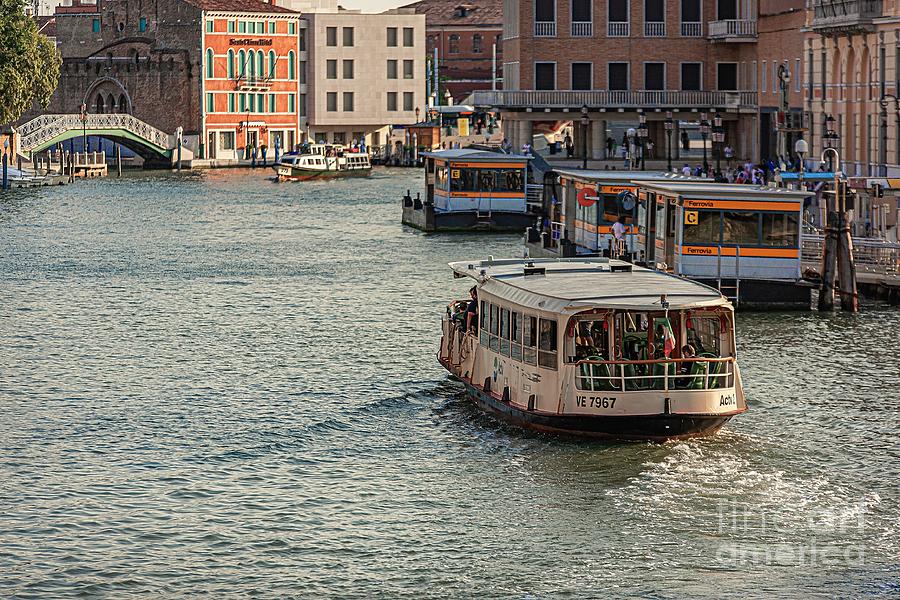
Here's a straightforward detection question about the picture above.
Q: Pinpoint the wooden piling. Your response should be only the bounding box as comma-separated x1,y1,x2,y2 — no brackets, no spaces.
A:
837,212,859,312
116,145,122,177
818,201,838,312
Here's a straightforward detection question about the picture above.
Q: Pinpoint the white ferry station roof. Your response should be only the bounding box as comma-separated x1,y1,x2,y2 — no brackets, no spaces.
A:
421,149,531,162
639,181,812,200
553,169,709,183
450,258,728,313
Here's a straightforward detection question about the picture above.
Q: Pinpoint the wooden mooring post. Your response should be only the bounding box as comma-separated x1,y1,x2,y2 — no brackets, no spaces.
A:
837,211,859,312
116,145,122,177
818,194,838,311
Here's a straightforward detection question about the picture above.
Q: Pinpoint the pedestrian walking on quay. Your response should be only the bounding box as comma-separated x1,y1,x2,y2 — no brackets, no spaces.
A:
260,144,268,167
250,145,257,168
681,129,690,152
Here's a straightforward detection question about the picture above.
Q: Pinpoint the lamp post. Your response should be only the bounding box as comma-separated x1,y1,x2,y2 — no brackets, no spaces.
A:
795,138,808,189
664,111,674,172
713,112,723,175
1,138,8,190
823,114,839,171
580,104,589,170
699,111,710,174
879,94,899,177
637,112,648,171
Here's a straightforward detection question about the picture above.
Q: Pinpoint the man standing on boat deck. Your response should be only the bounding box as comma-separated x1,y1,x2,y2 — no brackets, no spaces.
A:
612,215,627,258
465,286,478,332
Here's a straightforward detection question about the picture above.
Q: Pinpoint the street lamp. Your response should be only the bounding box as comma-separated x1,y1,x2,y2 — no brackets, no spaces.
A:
795,138,808,188
823,114,839,170
713,112,723,175
637,112,648,171
879,94,900,177
580,104,589,170
699,111,710,174
664,110,674,172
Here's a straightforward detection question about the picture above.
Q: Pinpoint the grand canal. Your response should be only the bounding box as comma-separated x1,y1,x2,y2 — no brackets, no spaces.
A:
0,169,898,598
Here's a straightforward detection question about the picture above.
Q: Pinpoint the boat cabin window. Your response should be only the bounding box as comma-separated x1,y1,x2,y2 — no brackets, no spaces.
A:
682,209,800,248
685,314,722,357
683,209,720,245
523,315,537,365
435,166,449,191
600,190,637,225
762,212,799,246
499,308,511,356
722,211,759,245
510,311,523,361
538,319,558,369
449,167,524,193
571,318,607,361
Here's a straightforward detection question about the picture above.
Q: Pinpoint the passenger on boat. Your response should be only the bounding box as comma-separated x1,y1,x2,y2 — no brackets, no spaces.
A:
677,344,696,382
464,286,478,332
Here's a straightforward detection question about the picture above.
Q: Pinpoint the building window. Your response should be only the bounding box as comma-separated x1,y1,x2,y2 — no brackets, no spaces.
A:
327,59,337,79
238,49,246,77
795,58,801,92
761,60,767,92
299,29,306,52
535,62,556,90
343,27,354,46
206,48,214,78
387,27,398,46
288,51,295,80
644,62,665,90
269,94,276,113
327,92,337,111
387,91,398,111
205,19,212,33
535,0,555,23
228,20,235,33
609,0,628,23
681,62,701,90
269,50,276,79
228,93,235,112
220,131,235,150
718,62,738,91
138,17,147,32
288,93,295,113
571,62,592,90
326,27,337,46
248,21,255,34
343,59,354,79
298,94,305,116
269,21,275,34
449,34,459,54
92,18,100,33
717,0,737,20
238,21,246,33
206,93,214,113
257,50,264,81
289,21,296,35
239,93,246,112
609,62,629,90
472,34,482,53
343,92,354,111
403,59,414,79
227,49,234,78
387,59,398,79
403,91,414,111
298,60,306,84
403,26,414,47
645,0,664,24
572,0,591,23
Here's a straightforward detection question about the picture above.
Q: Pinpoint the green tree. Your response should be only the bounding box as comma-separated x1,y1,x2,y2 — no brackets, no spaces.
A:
0,0,61,125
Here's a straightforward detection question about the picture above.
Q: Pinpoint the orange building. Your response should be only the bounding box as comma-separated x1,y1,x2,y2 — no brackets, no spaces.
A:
201,3,302,161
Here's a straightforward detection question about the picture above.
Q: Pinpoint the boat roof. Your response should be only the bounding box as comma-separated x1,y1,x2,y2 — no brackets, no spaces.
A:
555,169,709,184
421,149,531,162
450,258,729,313
638,181,812,201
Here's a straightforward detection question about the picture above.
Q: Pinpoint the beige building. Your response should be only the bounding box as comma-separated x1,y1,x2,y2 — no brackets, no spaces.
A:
805,0,900,177
298,8,426,148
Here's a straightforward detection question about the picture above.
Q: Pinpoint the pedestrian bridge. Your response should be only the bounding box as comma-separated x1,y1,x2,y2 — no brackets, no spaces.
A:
17,113,192,166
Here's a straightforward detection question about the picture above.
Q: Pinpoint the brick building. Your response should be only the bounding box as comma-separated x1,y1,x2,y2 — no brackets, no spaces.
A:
403,0,502,101
32,0,301,159
805,0,900,177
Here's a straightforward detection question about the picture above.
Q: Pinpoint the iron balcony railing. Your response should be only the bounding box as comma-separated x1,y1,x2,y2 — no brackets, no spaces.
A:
812,0,882,29
467,89,758,110
681,21,703,37
571,21,592,37
534,20,556,37
644,22,666,37
607,21,629,37
708,19,758,39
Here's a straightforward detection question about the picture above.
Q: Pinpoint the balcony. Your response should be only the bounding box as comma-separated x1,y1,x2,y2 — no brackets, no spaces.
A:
681,21,702,37
534,20,556,37
708,19,758,42
233,76,271,92
466,89,758,111
811,0,882,34
644,22,666,37
571,21,593,37
607,21,629,37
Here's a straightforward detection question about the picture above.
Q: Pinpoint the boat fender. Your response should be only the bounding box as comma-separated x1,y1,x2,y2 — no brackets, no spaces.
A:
483,377,492,393
527,394,536,411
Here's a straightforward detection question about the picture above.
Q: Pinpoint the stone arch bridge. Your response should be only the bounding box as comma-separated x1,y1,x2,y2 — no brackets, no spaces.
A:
18,113,192,167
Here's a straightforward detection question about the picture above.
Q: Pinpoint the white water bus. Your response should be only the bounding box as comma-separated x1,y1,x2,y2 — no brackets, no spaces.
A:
273,143,371,181
439,257,747,440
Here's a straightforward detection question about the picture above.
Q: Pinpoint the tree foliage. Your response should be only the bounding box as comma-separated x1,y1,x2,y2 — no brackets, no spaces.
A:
0,0,62,125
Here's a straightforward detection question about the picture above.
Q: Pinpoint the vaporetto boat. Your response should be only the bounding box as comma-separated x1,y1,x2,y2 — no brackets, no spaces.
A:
439,257,747,440
273,143,371,181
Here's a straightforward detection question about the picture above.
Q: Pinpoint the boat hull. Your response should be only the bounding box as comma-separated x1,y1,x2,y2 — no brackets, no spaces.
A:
274,165,372,181
460,378,732,441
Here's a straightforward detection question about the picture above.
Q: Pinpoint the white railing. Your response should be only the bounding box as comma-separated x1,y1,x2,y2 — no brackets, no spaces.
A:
468,89,758,109
534,21,556,37
576,357,735,393
571,21,592,37
708,19,758,38
681,21,702,37
644,22,666,37
607,21,629,37
18,113,173,153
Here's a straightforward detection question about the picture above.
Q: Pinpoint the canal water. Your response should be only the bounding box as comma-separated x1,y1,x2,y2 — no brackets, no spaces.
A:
0,169,898,598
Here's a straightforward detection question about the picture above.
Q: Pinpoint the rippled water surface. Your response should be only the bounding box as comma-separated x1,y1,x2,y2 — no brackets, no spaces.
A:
1,169,898,598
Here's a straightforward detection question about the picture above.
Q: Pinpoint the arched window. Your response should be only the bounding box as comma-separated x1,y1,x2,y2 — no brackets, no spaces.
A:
248,50,255,80
268,50,276,79
107,93,115,113
287,50,295,79
206,48,214,78
257,51,264,81
118,93,128,113
238,49,246,77
227,49,235,79
96,94,105,113
449,34,460,54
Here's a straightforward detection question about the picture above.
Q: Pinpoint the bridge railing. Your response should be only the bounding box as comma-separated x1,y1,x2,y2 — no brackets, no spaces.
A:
18,113,172,153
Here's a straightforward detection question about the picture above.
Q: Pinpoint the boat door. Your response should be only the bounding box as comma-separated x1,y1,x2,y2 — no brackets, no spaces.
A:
665,197,677,267
207,132,216,159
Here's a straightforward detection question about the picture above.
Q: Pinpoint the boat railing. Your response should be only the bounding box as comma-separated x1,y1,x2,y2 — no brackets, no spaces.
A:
575,357,735,392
